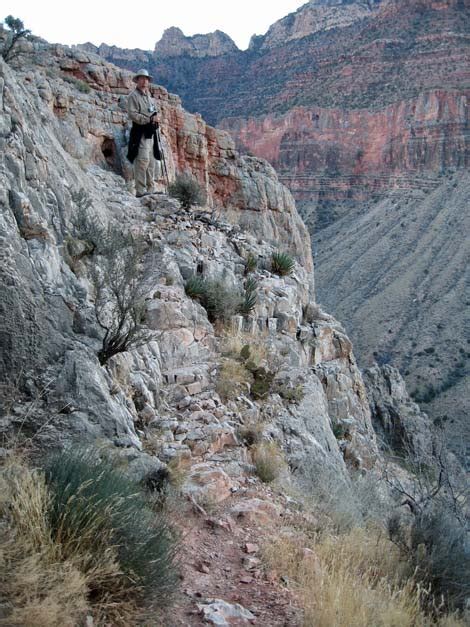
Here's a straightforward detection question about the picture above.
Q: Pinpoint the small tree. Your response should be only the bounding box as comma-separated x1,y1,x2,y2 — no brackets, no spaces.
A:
90,225,153,365
1,16,32,62
384,445,470,612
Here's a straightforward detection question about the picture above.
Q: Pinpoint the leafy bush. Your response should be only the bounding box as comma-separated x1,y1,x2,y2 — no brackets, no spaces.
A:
168,173,206,209
271,251,295,276
185,275,257,322
252,441,285,483
44,449,179,609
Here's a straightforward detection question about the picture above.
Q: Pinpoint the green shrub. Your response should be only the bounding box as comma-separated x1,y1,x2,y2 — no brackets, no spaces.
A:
1,15,32,63
184,275,206,300
44,449,179,605
250,366,275,400
185,275,257,322
168,173,206,209
332,423,347,439
276,383,305,403
64,75,91,93
240,344,251,361
271,251,295,276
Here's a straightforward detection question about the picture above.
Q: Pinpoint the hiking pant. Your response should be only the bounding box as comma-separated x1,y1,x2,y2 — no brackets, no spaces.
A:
134,137,162,195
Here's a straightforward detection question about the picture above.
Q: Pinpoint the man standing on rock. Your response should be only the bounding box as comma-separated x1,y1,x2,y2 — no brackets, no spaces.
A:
127,69,163,198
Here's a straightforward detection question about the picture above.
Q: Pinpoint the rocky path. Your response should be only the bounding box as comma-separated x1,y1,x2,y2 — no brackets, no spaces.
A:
169,486,300,627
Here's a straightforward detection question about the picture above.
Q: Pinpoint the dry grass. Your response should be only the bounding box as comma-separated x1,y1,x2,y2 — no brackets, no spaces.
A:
264,526,466,627
252,441,286,483
216,358,253,401
0,459,89,626
220,332,268,367
0,452,177,626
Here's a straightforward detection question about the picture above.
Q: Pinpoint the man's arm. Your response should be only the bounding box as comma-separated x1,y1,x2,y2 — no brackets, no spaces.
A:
127,91,152,126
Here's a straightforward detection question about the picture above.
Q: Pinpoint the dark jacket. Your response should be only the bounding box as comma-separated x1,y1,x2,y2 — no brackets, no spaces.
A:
127,122,162,164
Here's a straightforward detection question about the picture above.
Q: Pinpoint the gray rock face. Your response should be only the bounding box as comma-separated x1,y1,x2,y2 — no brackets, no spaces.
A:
363,364,433,460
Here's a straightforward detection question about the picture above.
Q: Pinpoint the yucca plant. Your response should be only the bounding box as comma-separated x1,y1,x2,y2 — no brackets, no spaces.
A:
238,277,257,315
271,251,295,276
244,253,257,274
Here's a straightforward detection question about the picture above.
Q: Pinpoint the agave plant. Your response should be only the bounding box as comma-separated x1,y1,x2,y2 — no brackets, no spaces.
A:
271,251,295,276
238,277,258,315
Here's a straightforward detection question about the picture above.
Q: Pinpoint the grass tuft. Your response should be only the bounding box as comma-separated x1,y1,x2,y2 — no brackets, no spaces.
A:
0,449,179,626
252,441,285,483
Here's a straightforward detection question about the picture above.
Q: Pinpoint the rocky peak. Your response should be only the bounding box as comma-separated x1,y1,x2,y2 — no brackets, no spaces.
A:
154,27,239,58
250,0,388,50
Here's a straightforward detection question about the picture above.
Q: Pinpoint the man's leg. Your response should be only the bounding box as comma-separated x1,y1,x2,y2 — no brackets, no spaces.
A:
146,148,157,194
134,137,151,196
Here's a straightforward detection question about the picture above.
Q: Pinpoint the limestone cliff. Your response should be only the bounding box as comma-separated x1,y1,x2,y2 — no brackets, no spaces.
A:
84,0,469,460
252,0,386,51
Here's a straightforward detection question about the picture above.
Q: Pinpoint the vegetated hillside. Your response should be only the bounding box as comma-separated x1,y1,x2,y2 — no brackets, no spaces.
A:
313,171,470,464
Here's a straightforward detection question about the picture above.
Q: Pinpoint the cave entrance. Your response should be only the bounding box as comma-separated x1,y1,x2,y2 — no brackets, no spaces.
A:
100,137,122,175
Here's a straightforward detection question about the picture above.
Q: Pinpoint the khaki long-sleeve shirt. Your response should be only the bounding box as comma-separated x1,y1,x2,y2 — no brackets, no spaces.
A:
127,88,157,126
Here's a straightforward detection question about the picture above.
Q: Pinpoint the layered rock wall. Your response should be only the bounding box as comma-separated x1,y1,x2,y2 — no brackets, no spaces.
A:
221,89,470,226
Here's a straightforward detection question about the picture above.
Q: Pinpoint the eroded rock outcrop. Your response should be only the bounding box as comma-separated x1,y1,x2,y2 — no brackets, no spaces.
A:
154,27,239,58
252,0,387,51
0,41,378,481
363,364,433,459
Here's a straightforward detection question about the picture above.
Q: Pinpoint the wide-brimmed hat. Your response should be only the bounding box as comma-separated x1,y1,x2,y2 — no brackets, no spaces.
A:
133,69,152,82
